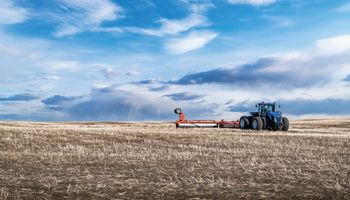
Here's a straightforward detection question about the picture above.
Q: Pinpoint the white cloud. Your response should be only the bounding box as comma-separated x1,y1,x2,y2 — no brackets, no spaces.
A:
227,0,277,6
97,2,213,37
264,16,293,27
54,0,123,37
165,31,218,54
132,15,208,37
142,3,212,36
315,34,350,55
42,75,61,81
0,0,29,25
45,60,81,71
126,69,140,76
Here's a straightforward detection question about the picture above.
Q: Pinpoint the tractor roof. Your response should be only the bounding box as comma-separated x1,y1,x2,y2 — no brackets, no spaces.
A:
258,102,275,105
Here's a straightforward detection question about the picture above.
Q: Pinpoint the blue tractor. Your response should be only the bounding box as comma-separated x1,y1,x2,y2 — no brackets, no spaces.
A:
239,102,289,131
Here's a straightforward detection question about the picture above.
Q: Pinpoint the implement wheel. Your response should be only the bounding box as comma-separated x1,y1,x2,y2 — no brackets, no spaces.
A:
174,108,182,114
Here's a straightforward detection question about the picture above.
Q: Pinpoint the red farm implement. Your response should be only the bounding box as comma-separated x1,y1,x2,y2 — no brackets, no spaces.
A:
174,108,239,128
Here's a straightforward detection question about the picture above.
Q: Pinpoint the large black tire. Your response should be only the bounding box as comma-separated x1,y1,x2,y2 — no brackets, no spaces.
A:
251,117,263,130
282,117,289,131
261,117,267,129
239,116,249,129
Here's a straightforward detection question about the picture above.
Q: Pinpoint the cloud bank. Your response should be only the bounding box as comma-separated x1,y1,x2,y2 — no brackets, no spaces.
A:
171,35,350,88
41,86,213,121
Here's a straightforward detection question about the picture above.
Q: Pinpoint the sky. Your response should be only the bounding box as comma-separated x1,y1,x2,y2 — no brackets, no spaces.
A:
1,0,350,121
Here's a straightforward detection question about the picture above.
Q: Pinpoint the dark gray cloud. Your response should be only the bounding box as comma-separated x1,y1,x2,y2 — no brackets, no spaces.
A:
42,95,78,105
164,92,204,101
149,85,170,91
0,93,38,102
42,95,80,111
133,78,161,85
228,99,350,115
170,56,333,88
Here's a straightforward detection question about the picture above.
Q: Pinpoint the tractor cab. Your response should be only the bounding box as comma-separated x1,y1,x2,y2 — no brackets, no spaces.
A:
257,102,278,117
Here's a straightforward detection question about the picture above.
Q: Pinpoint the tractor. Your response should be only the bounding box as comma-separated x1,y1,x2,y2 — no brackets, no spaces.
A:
239,102,289,131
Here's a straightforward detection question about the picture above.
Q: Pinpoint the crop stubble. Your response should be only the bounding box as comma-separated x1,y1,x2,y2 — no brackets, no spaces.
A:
0,119,349,199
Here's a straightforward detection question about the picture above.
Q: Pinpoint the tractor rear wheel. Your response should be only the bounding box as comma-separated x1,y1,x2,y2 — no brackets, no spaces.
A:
282,117,289,131
239,116,249,129
252,117,263,130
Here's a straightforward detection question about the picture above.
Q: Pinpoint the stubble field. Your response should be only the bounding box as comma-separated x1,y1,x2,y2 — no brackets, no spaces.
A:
0,119,349,199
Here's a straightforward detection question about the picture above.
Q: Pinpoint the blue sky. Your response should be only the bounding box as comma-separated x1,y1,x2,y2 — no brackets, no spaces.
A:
1,0,350,121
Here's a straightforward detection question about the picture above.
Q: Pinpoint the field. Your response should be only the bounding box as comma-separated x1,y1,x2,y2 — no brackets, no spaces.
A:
0,119,349,199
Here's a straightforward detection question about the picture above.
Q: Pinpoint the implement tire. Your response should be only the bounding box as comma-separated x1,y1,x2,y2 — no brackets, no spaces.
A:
174,108,182,114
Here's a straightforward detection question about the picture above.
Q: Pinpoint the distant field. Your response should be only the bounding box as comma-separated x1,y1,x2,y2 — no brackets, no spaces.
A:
0,119,349,199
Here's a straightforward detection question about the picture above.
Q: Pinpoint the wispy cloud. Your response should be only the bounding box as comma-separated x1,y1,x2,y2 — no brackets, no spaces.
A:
45,60,81,71
0,93,38,102
95,2,216,55
164,92,204,101
0,0,29,25
264,16,293,27
227,0,277,6
165,30,218,54
97,2,213,37
99,67,140,79
54,0,123,37
125,69,140,76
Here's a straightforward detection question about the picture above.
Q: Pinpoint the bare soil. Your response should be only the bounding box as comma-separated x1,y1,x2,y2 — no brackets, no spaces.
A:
0,119,349,199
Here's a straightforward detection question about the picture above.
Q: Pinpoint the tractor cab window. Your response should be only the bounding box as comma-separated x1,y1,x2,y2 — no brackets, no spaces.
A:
259,104,274,115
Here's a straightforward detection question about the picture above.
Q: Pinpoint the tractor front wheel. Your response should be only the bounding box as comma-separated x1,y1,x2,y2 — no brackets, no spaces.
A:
282,117,289,131
251,117,263,130
261,117,267,129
